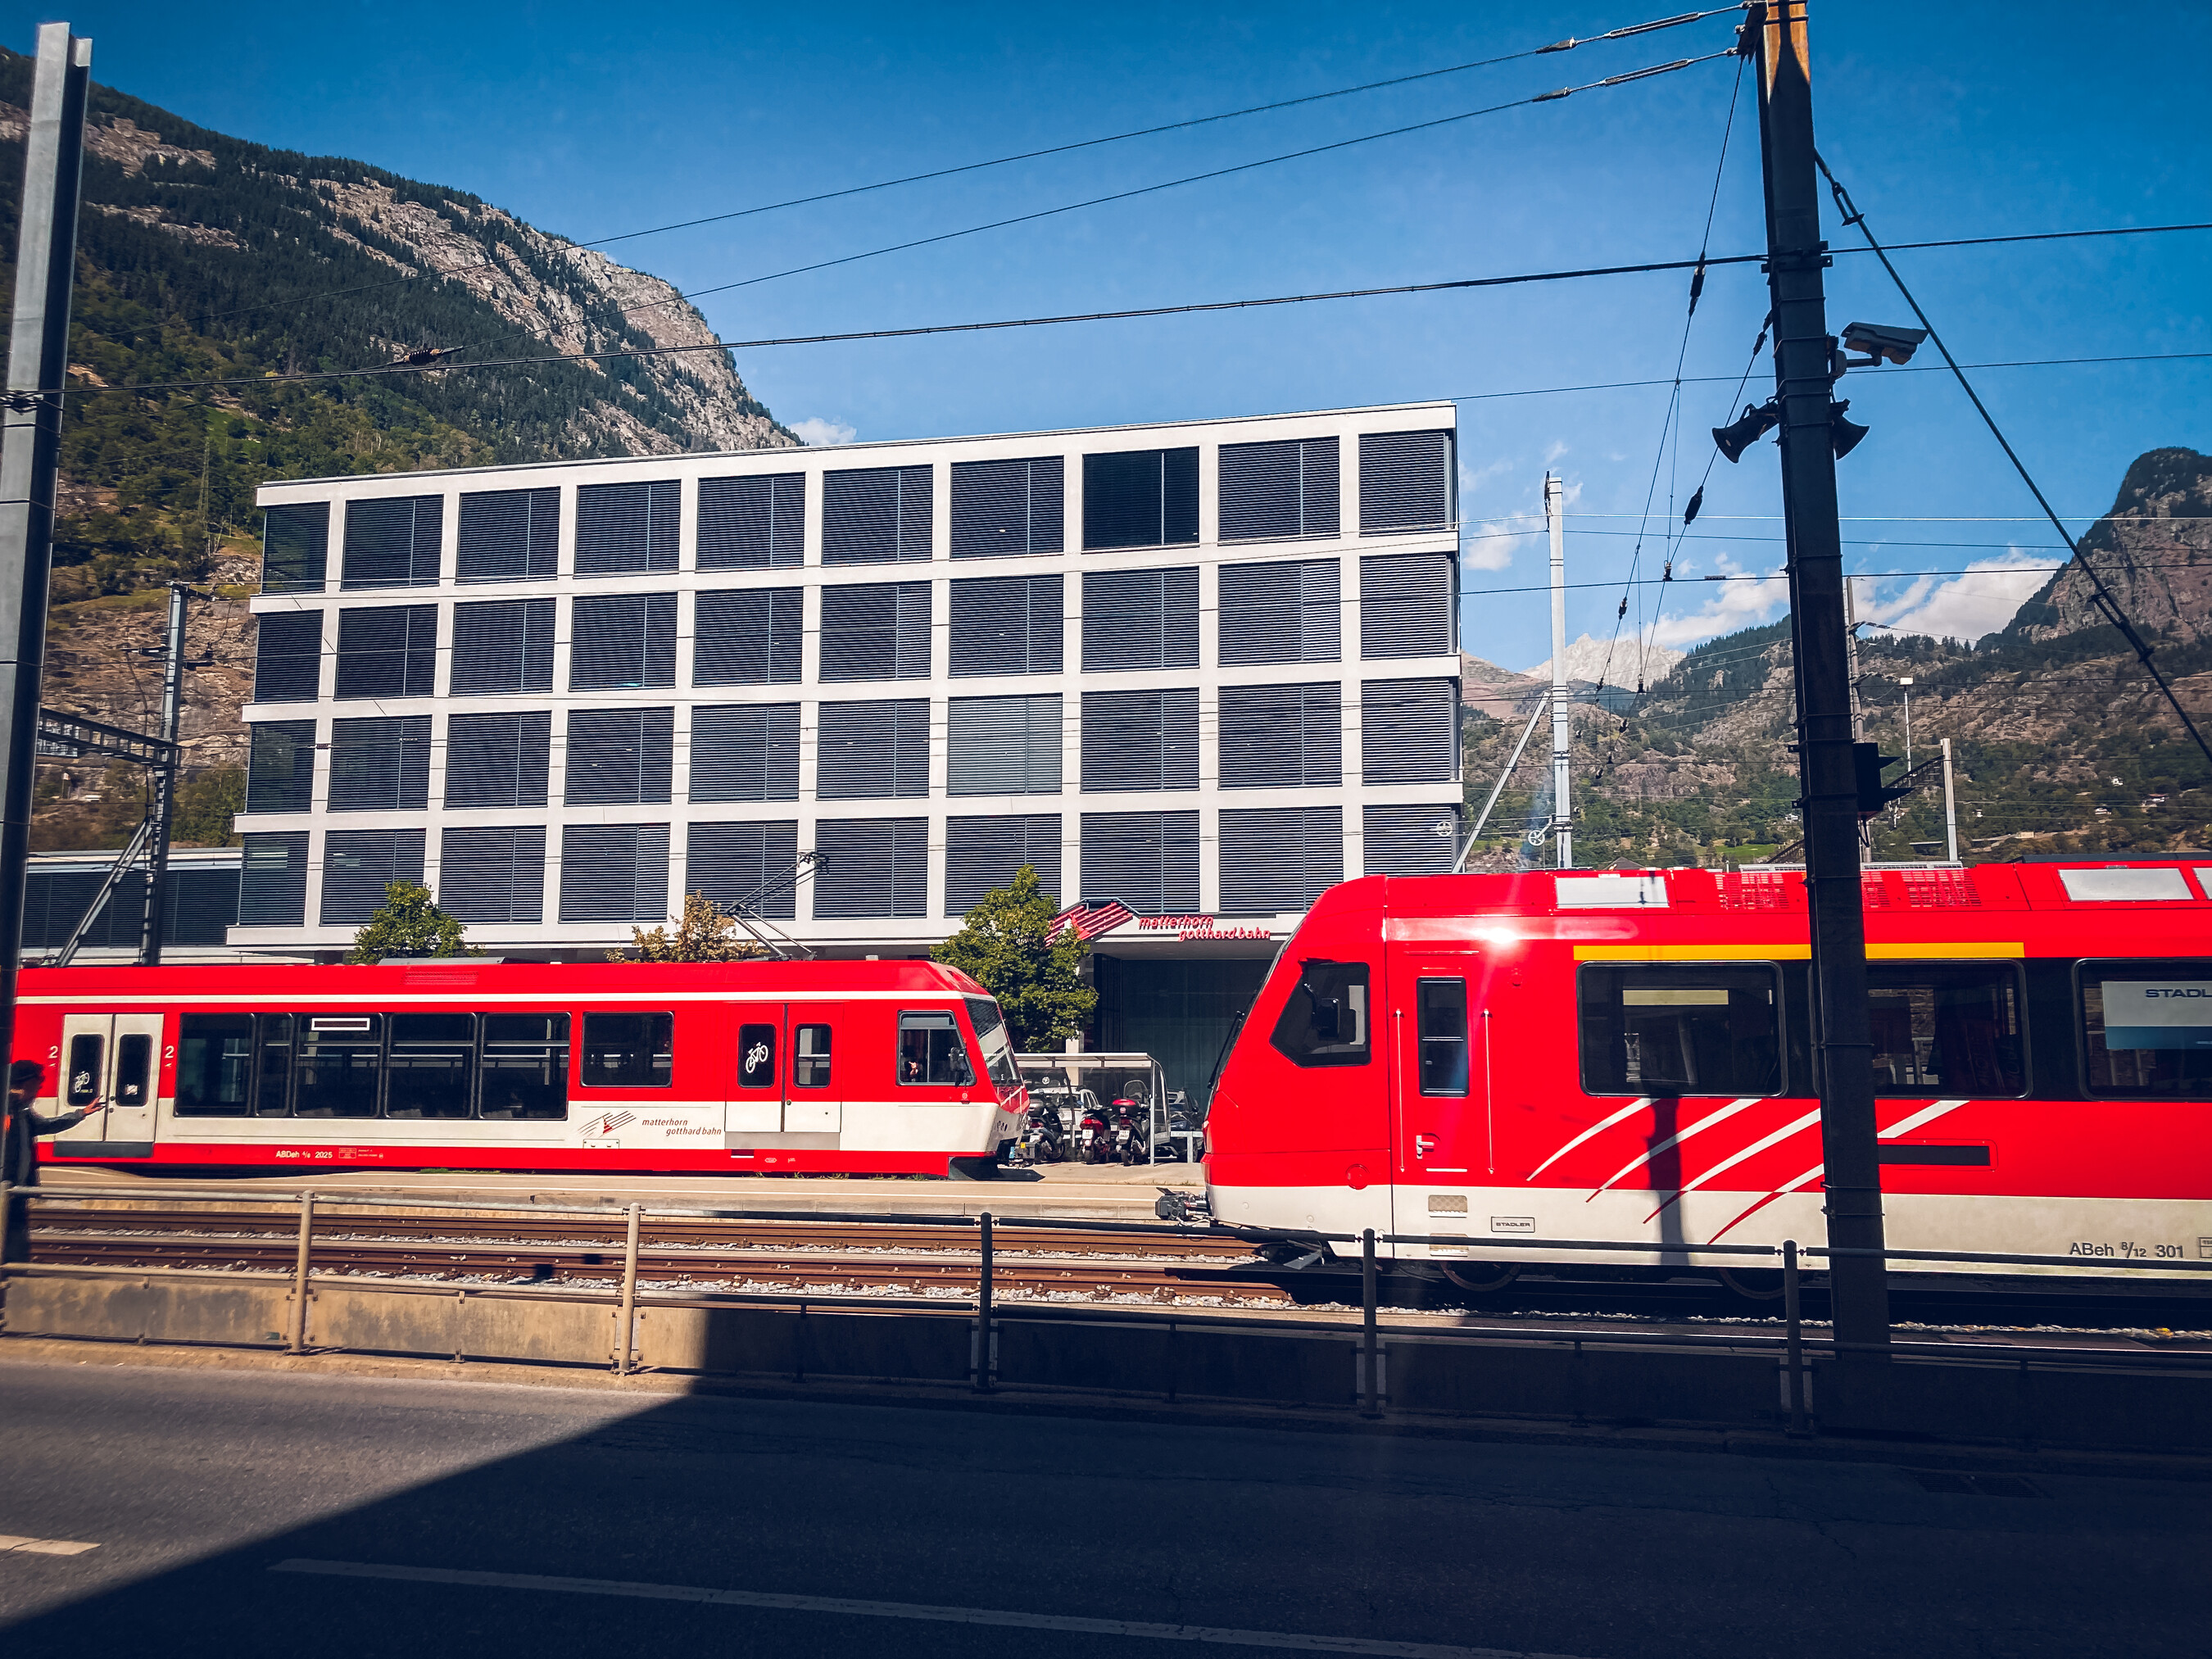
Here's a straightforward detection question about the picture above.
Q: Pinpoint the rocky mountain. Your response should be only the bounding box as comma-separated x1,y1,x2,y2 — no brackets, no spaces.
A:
1520,632,1684,688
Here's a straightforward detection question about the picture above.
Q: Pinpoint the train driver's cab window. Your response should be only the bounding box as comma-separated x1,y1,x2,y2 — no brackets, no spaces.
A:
1579,965,1782,1096
481,1014,569,1118
1417,977,1469,1095
964,997,1022,1090
738,1023,777,1090
581,1013,674,1088
294,1016,382,1117
897,1011,975,1087
175,1014,254,1117
65,1033,102,1107
794,1024,832,1089
1867,964,2026,1096
114,1034,152,1108
2078,959,2212,1097
1268,961,1371,1068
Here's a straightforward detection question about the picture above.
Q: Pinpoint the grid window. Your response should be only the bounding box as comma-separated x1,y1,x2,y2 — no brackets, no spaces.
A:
1081,567,1199,671
342,495,444,589
1220,437,1339,541
812,817,929,918
576,479,680,575
816,699,931,800
439,825,546,923
1361,678,1459,783
950,574,1063,676
698,473,805,570
444,710,551,809
945,814,1062,914
262,502,329,593
1082,688,1199,793
328,715,430,812
820,582,931,681
1080,811,1199,915
951,456,1063,557
564,706,675,806
1219,558,1339,664
333,605,437,700
1219,682,1342,789
1363,803,1464,875
693,587,802,686
253,610,323,703
238,832,309,926
1082,448,1199,550
320,827,427,926
559,823,670,922
689,704,800,802
246,721,316,814
1220,805,1341,913
1360,554,1457,659
569,592,677,690
450,598,555,696
457,487,560,582
948,695,1061,796
823,465,932,564
1358,428,1456,533
686,820,800,919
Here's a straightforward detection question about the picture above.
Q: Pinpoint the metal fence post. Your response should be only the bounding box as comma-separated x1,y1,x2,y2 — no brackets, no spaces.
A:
973,1210,995,1393
614,1203,641,1375
1784,1238,1809,1436
1360,1227,1381,1418
287,1191,314,1353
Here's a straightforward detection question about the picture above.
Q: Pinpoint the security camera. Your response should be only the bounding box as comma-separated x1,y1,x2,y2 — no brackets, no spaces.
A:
1839,320,1929,366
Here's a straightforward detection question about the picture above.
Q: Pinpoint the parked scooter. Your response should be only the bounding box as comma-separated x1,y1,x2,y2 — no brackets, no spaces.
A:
1077,1095,1113,1164
1010,1098,1064,1166
1112,1095,1149,1165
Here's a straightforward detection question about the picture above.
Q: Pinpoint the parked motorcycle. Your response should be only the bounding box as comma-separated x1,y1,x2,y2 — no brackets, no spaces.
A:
1010,1098,1064,1166
1077,1096,1113,1164
1112,1095,1149,1166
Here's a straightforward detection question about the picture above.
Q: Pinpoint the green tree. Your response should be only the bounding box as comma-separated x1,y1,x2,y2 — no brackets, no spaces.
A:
609,891,764,963
170,764,244,846
932,866,1095,1053
345,881,475,963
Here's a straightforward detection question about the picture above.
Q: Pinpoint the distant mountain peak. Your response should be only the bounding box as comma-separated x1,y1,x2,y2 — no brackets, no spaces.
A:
1521,633,1684,687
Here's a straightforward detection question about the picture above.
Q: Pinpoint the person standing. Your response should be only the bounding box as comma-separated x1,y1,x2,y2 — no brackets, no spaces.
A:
3,1061,88,1262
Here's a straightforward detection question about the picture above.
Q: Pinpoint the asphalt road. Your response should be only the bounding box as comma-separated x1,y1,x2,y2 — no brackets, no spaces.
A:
0,1358,2204,1659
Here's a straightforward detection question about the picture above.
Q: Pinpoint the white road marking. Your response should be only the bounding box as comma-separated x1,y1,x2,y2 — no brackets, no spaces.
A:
269,1559,1592,1658
1,1537,100,1555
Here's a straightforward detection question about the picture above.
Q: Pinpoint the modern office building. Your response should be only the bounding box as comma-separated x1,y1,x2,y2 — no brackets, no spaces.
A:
238,401,1464,1094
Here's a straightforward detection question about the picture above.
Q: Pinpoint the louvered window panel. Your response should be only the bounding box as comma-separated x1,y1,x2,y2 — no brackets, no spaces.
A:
569,593,676,690
1081,567,1199,671
816,699,931,800
246,721,315,814
328,715,431,811
945,814,1062,913
1081,689,1199,793
1362,678,1461,783
559,823,670,922
333,605,437,700
342,495,443,589
438,825,546,922
949,575,1063,677
166,868,239,945
1219,558,1339,665
819,582,931,682
948,695,1061,796
575,479,680,575
1219,682,1342,789
686,820,800,919
1220,805,1342,912
1081,448,1199,550
450,598,555,695
262,503,329,593
693,588,802,686
1364,803,1464,876
698,473,804,569
689,704,800,802
812,817,929,918
950,456,1063,557
444,710,551,809
1358,428,1456,533
457,487,559,582
823,465,932,564
564,706,675,805
1220,437,1339,541
1080,811,1199,915
238,832,310,926
1359,553,1457,659
253,610,323,703
24,865,237,949
320,828,427,925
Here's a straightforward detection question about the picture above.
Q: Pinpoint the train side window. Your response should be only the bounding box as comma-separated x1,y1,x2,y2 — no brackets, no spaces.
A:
482,1013,569,1118
1579,965,1781,1096
65,1033,103,1107
113,1034,153,1108
1268,961,1371,1068
897,1012,975,1087
387,1013,476,1119
175,1014,254,1117
794,1024,832,1088
2078,959,2212,1098
254,1014,295,1116
738,1023,777,1089
1867,964,2026,1096
1416,978,1469,1095
582,1013,674,1088
294,1016,382,1117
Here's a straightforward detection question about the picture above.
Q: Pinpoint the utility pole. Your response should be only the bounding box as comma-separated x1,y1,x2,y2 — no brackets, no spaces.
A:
1545,474,1572,868
1749,0,1890,1353
1941,737,1960,864
138,582,191,965
0,23,92,1052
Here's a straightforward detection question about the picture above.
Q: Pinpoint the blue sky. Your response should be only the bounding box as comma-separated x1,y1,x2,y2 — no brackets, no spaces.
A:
12,1,2210,671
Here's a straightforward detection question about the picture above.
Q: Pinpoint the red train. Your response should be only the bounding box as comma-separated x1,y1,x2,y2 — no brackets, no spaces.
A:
19,959,1025,1179
1205,860,2212,1286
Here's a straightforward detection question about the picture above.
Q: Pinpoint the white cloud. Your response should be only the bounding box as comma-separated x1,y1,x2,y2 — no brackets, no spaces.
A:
791,417,856,446
1647,557,1793,648
1462,519,1520,572
1855,552,2056,642
1543,439,1569,465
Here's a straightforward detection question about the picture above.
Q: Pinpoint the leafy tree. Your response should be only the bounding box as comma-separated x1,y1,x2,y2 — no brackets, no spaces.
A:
170,765,244,846
345,881,475,963
608,891,764,963
932,866,1095,1053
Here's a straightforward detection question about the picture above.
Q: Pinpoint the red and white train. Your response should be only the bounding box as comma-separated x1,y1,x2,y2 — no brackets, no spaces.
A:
1205,860,2212,1284
19,959,1026,1179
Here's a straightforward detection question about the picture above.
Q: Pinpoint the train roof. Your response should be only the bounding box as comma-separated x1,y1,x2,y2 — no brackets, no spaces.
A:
16,958,990,1000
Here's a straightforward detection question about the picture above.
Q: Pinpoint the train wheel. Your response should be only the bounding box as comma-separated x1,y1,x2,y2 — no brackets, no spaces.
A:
1716,1266,1787,1303
1440,1262,1521,1296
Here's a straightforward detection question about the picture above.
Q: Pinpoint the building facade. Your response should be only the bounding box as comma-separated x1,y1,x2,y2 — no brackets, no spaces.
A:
237,402,1465,1068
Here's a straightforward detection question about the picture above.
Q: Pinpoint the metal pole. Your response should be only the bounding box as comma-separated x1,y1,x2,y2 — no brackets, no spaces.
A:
1941,738,1959,864
974,1210,995,1392
0,24,91,1070
1750,0,1890,1355
1783,1238,1808,1435
1546,474,1572,868
614,1202,641,1373
288,1190,315,1353
1453,693,1548,872
1359,1226,1380,1417
138,582,188,965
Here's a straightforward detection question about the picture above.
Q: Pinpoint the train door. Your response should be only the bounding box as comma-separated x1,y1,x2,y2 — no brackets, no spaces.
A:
782,1003,841,1134
726,1003,784,1134
1390,959,1487,1187
50,1010,165,1152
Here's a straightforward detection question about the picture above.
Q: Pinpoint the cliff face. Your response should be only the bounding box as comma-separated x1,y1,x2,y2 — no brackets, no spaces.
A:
2002,448,2212,648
